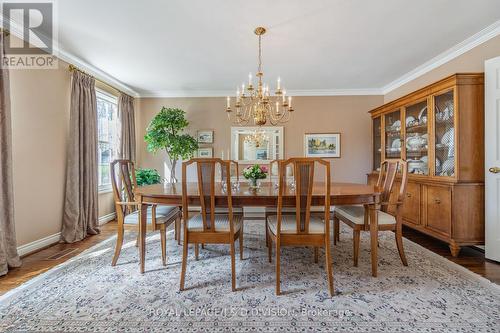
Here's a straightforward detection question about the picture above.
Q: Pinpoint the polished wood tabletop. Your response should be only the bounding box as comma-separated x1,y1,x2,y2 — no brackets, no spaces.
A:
134,181,382,277
135,182,382,206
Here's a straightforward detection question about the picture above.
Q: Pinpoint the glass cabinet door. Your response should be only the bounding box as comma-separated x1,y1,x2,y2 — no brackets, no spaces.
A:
405,100,429,175
433,90,455,177
373,117,381,171
384,110,402,160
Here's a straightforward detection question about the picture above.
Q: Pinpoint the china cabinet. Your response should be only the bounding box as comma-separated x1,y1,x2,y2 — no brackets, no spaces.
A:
369,73,484,256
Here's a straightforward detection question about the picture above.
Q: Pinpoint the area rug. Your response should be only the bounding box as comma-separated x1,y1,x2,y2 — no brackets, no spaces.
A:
0,221,499,332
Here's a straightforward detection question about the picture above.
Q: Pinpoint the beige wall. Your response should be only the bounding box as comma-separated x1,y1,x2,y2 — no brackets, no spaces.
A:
137,96,383,184
384,34,500,103
10,60,116,247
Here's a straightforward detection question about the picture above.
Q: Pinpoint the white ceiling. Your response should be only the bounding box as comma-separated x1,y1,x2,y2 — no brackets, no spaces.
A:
50,1,500,96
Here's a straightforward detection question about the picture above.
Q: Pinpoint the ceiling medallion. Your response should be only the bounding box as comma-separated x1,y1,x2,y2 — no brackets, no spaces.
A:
225,27,294,126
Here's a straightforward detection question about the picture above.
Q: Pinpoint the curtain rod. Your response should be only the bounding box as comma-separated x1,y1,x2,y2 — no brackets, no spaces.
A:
68,64,131,98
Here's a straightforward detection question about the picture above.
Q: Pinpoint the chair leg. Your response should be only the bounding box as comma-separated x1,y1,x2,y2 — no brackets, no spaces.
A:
135,232,139,247
180,235,188,291
230,240,236,292
239,222,244,260
325,239,334,296
353,230,360,267
267,227,272,263
177,217,182,245
333,217,340,245
201,244,205,249
395,224,408,266
194,243,199,261
174,218,178,241
314,247,319,263
265,218,269,248
275,239,281,295
111,223,125,266
160,224,167,266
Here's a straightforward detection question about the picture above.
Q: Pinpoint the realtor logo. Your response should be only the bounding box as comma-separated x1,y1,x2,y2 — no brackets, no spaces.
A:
2,1,57,68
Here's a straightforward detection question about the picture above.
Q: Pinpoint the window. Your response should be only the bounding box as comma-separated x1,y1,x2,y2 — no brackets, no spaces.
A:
97,89,119,192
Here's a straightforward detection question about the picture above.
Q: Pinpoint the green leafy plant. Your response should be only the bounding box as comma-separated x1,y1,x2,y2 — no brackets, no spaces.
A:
144,107,198,183
135,168,161,186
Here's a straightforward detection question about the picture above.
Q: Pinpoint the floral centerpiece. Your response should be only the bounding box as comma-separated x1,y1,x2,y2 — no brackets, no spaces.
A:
243,164,268,188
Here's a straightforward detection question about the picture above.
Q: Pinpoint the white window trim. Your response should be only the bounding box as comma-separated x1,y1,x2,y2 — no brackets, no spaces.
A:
96,89,119,193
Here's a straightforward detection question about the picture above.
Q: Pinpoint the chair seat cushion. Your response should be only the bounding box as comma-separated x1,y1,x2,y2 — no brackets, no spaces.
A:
124,205,179,225
267,214,326,234
334,205,396,225
188,206,243,214
187,214,242,233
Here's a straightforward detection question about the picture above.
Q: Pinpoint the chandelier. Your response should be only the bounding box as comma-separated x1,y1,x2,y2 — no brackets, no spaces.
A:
225,27,294,126
243,129,268,148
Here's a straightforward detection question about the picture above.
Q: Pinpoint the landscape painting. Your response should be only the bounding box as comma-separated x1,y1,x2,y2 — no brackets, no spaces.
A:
304,133,341,158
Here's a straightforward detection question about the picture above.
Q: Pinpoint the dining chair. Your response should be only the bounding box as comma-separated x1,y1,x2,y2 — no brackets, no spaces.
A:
266,157,334,296
195,160,243,249
180,158,244,292
264,159,296,247
110,159,181,266
333,159,408,267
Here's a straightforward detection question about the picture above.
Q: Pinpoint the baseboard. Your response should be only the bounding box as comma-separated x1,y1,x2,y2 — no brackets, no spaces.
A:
98,212,116,226
17,232,62,257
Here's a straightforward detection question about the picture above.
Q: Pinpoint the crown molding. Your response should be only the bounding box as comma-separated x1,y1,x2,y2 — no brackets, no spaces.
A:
3,14,500,98
381,19,500,95
138,88,383,98
2,16,139,97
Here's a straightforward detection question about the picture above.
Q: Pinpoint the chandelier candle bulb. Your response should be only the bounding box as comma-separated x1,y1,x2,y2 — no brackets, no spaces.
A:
227,96,230,108
288,96,292,107
277,77,281,90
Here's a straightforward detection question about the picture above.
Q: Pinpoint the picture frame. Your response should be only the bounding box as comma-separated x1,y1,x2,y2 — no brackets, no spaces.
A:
197,147,213,158
304,133,341,158
197,130,214,144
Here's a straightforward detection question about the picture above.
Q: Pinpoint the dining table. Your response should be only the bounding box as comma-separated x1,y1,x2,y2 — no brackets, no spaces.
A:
134,182,382,276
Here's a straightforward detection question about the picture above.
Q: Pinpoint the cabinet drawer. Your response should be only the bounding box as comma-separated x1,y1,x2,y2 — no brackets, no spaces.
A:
425,185,452,236
402,182,420,225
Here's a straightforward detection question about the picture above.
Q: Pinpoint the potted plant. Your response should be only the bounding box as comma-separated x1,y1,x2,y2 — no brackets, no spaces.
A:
144,107,198,183
135,168,161,186
242,164,268,189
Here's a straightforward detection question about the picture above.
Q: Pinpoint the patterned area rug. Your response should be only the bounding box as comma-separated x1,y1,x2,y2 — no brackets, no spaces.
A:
1,221,499,332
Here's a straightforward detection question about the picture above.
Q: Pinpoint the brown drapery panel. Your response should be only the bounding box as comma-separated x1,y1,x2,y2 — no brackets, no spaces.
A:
118,93,136,161
61,71,100,243
0,31,22,276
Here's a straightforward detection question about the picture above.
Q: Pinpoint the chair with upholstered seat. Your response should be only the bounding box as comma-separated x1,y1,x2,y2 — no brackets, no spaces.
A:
110,160,181,266
266,157,334,296
265,160,295,246
333,159,408,267
180,158,244,292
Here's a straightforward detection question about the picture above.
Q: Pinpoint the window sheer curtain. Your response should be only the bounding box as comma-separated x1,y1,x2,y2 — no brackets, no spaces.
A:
61,71,100,243
118,93,136,161
0,31,22,276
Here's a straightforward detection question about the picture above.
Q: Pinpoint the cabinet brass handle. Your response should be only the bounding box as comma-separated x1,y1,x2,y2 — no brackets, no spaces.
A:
406,193,412,198
489,167,500,174
434,198,441,204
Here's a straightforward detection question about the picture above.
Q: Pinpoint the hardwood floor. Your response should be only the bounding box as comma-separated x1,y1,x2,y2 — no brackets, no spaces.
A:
1,222,499,296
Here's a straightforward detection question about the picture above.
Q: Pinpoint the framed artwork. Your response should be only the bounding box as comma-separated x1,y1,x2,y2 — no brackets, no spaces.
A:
304,133,341,158
197,130,214,144
197,147,213,158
